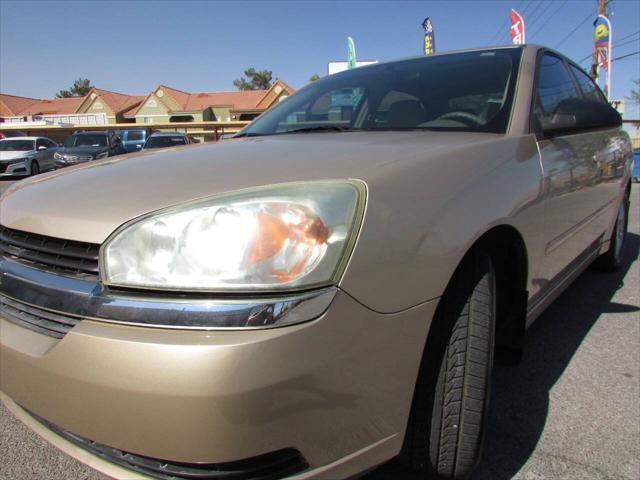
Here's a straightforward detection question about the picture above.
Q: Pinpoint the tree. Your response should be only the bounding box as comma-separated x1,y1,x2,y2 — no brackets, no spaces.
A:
309,74,321,82
233,68,273,90
56,78,94,98
627,80,640,133
628,79,640,106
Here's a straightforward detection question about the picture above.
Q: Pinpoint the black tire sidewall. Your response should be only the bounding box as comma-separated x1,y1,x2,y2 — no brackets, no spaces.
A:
401,250,496,479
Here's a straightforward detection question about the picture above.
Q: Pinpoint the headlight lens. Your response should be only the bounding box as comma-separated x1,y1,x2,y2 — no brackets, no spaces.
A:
53,152,63,160
102,181,365,291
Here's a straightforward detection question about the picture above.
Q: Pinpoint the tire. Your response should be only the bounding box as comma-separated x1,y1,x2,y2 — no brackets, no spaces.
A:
30,160,40,176
593,192,629,271
400,250,496,479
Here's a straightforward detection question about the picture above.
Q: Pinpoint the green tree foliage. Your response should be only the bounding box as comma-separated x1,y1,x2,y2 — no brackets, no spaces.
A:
233,68,273,90
309,74,321,82
56,78,94,98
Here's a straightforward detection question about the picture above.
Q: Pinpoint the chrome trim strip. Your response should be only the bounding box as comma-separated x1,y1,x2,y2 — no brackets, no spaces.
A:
0,258,337,330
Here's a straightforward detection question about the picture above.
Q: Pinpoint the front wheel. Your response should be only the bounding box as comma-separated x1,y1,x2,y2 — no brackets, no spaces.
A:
401,250,496,479
30,160,40,176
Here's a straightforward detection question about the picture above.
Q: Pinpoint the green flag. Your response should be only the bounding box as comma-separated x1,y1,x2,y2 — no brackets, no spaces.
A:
347,36,357,69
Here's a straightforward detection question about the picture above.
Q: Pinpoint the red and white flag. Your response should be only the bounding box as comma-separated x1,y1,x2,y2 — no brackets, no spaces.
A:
510,9,525,45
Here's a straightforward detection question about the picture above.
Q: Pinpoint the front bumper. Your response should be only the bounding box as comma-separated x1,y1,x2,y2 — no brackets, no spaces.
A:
0,159,29,177
0,259,437,479
54,154,95,168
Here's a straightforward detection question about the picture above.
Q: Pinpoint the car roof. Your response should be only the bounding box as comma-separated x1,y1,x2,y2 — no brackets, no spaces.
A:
72,131,109,136
329,44,558,76
0,136,45,141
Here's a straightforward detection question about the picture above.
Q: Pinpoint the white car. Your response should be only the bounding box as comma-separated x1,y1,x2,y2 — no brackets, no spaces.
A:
0,137,59,177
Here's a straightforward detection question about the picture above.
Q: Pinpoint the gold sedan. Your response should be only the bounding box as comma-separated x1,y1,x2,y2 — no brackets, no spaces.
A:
0,45,633,480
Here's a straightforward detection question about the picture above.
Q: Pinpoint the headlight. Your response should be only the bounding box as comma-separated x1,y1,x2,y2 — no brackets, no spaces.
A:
95,152,108,159
53,152,63,160
101,181,366,291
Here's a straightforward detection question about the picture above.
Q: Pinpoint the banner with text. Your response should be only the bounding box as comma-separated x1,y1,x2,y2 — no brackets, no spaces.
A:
422,17,435,55
510,9,525,45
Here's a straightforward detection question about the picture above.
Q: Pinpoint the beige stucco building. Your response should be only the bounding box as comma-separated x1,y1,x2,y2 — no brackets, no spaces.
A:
127,81,293,124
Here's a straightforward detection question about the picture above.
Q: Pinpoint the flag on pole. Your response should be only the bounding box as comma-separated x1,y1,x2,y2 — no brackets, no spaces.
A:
509,9,525,45
422,17,435,55
594,15,612,98
347,37,357,70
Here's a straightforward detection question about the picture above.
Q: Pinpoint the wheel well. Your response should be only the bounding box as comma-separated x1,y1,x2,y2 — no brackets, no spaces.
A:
474,225,528,365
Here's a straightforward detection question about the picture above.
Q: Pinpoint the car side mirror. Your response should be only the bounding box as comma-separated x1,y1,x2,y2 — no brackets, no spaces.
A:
38,145,47,151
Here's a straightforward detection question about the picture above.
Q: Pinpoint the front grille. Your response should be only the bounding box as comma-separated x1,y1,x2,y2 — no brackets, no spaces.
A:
65,155,92,162
28,409,309,480
0,226,100,279
0,294,80,338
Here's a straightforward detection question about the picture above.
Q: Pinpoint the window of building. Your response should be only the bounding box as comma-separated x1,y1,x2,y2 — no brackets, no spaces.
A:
169,115,194,123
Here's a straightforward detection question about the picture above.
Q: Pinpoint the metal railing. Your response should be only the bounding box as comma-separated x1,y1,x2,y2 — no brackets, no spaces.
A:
0,121,251,141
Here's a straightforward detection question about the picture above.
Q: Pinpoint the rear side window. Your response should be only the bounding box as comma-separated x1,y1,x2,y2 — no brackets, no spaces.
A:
536,54,580,117
569,64,607,104
145,136,187,149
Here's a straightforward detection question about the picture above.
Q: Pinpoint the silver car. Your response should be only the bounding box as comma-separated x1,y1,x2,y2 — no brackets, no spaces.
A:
0,136,59,177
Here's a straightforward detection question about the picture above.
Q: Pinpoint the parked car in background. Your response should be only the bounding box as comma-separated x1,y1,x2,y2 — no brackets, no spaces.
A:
118,129,148,153
0,45,632,480
0,137,58,177
0,130,27,140
633,149,640,183
142,131,192,150
54,131,123,168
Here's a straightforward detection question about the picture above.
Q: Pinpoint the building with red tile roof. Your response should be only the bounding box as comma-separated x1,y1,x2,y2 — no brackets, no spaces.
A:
1,80,294,126
131,80,294,124
0,94,41,116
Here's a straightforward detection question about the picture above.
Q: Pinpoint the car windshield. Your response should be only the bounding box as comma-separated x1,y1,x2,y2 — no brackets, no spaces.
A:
0,139,35,151
240,48,522,137
65,134,108,147
145,136,186,149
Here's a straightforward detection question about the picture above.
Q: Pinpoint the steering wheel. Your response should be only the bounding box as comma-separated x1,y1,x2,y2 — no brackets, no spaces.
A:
437,111,483,126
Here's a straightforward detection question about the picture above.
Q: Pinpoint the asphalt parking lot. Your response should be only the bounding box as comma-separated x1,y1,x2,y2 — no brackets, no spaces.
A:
0,178,638,480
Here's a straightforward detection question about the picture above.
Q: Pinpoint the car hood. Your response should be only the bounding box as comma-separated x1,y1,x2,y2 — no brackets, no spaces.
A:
0,151,31,162
1,131,501,243
58,146,108,156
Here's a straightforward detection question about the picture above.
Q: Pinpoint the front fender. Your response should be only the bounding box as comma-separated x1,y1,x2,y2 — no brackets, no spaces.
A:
339,134,544,313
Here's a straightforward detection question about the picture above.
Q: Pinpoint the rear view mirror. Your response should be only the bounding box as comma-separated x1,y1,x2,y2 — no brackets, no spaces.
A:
37,145,47,151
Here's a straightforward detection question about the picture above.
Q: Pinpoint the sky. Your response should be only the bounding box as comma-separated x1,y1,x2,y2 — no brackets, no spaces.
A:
0,0,639,117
